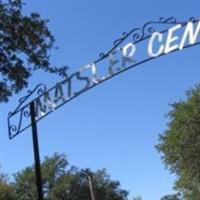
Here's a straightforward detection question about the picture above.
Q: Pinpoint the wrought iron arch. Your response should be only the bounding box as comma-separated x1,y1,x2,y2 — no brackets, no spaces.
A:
8,17,200,139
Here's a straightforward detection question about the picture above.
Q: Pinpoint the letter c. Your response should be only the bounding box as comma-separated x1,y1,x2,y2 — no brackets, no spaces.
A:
148,32,164,57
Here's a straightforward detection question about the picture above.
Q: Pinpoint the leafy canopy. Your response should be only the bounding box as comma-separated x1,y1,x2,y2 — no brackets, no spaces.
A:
13,153,129,200
0,169,16,200
0,0,67,102
156,83,200,200
160,194,180,200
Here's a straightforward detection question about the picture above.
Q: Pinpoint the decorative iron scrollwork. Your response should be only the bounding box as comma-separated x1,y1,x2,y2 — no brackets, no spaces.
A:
97,17,199,59
8,84,47,139
10,84,47,116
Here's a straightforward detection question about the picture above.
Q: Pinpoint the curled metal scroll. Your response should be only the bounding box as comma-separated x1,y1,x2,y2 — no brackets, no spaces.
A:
8,84,47,139
10,83,47,116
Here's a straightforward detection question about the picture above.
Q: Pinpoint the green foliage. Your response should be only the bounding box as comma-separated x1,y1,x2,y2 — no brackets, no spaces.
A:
0,0,67,102
160,194,180,200
13,153,128,200
133,196,142,200
0,182,16,200
0,169,16,200
156,84,200,199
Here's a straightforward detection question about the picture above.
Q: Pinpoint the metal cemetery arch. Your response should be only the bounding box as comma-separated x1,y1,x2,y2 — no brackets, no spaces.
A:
7,17,200,200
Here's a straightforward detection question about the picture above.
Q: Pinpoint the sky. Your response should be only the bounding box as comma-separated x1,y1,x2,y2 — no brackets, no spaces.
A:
1,0,200,199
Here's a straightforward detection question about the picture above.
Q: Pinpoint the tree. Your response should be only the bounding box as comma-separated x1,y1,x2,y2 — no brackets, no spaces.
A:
133,196,142,200
0,0,67,103
0,169,16,200
160,194,180,200
0,168,7,182
13,153,129,200
156,83,200,199
0,182,16,200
